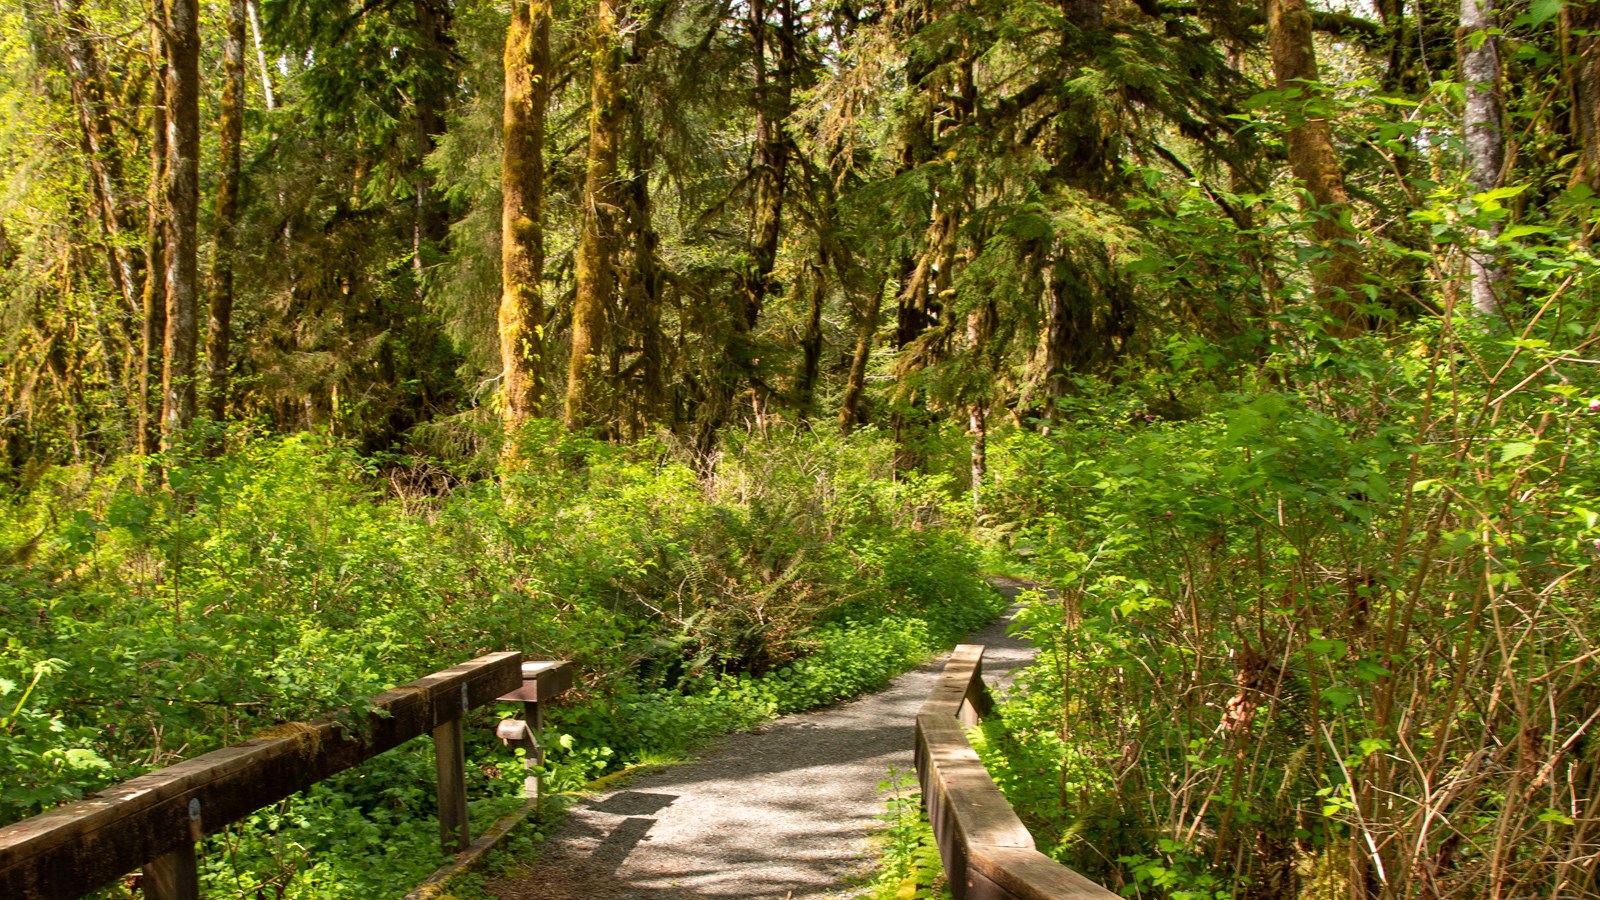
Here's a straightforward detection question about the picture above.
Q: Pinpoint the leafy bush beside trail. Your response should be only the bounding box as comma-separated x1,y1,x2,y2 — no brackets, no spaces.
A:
976,324,1600,899
0,424,1000,898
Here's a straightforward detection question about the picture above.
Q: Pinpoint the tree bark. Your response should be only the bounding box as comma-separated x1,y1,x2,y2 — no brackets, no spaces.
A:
619,102,664,437
1572,1,1600,193
54,0,141,328
162,0,201,449
738,0,794,335
838,275,885,433
1461,0,1506,319
246,0,276,110
207,0,245,423
1265,0,1366,335
500,0,551,427
412,0,452,278
564,0,626,432
797,262,825,420
140,23,167,455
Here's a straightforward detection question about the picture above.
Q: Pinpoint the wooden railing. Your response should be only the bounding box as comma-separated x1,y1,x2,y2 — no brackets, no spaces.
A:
915,644,1118,900
0,653,572,900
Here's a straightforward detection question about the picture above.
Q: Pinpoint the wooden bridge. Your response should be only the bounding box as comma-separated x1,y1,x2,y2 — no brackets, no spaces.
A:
0,646,1113,899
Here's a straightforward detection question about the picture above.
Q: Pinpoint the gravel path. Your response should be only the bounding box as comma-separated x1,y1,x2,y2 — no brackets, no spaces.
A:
484,579,1038,900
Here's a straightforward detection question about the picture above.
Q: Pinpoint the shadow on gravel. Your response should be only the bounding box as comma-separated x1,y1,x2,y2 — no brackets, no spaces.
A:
591,791,678,816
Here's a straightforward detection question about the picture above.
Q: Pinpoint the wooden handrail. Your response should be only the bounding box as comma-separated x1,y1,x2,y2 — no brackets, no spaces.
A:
0,653,572,900
915,644,1117,900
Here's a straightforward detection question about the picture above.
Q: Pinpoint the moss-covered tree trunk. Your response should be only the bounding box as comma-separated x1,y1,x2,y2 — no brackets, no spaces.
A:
55,0,140,333
161,0,200,448
797,262,824,419
207,0,245,424
500,0,550,427
619,107,664,438
140,24,167,456
1265,0,1365,335
838,275,883,433
564,0,625,433
740,0,794,336
1572,2,1600,196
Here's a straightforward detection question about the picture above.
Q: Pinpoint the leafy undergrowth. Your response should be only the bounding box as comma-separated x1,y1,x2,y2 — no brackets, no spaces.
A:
0,423,1001,898
973,321,1600,898
857,770,951,900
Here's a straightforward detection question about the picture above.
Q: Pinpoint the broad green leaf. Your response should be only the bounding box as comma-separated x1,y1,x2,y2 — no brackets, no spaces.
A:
1529,0,1562,26
1500,442,1537,463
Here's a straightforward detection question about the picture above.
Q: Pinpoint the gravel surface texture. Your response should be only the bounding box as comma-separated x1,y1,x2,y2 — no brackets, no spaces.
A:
485,578,1038,900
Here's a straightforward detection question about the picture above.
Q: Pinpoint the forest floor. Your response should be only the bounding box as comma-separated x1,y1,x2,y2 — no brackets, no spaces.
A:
481,579,1037,900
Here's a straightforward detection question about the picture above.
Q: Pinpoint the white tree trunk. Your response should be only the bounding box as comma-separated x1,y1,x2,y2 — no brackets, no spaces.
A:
1461,0,1506,319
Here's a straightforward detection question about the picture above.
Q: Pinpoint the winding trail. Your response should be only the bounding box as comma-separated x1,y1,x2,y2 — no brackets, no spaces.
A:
485,579,1037,900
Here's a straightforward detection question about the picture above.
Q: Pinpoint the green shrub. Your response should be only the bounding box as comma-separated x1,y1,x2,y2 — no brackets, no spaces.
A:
979,320,1600,898
0,423,999,897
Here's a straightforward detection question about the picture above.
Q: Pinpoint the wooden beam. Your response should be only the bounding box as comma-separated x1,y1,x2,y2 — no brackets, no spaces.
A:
970,846,1121,900
433,717,470,853
0,652,523,900
915,645,1117,900
921,644,983,719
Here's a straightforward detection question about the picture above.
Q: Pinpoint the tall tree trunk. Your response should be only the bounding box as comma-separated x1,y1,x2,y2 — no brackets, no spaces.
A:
500,0,550,427
564,0,626,432
619,107,664,438
1375,0,1420,94
1461,0,1506,319
412,0,452,278
207,0,245,423
162,0,201,449
1572,2,1600,194
1039,249,1081,427
965,296,993,508
797,262,825,419
55,0,141,328
140,23,167,455
246,0,275,110
739,0,794,335
838,274,885,433
71,242,124,413
1265,0,1366,335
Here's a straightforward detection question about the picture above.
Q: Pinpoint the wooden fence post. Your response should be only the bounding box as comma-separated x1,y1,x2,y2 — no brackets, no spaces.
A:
434,683,471,853
144,844,199,900
145,796,202,899
525,699,543,800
